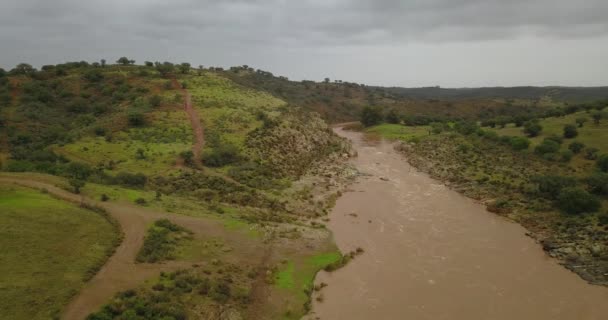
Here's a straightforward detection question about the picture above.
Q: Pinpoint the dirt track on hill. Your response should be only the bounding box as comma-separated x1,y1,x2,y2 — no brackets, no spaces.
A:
172,78,204,167
0,178,265,320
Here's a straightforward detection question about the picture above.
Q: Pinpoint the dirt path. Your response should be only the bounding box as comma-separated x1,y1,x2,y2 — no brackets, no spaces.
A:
0,177,263,320
305,128,608,320
172,78,204,167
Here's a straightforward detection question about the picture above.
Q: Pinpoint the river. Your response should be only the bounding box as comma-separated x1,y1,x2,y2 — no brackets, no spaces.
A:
305,127,608,320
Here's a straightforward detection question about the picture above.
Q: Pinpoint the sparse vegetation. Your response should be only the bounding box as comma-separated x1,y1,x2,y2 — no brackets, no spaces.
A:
136,219,193,263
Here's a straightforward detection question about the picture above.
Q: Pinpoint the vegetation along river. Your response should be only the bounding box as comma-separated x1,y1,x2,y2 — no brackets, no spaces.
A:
306,127,608,320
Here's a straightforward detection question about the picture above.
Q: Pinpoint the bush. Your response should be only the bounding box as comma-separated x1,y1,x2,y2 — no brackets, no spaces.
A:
597,154,608,172
563,124,578,138
523,120,542,137
568,141,585,154
585,147,600,160
532,175,577,199
557,187,601,214
69,178,85,194
560,150,573,162
100,194,110,202
360,106,383,127
202,144,241,167
545,135,563,145
534,139,560,155
585,172,608,196
128,112,145,127
115,172,147,188
509,136,530,151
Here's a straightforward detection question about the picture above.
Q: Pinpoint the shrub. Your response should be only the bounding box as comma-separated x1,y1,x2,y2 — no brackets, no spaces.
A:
557,187,601,214
68,178,85,194
128,112,145,127
597,154,608,172
149,95,162,107
568,141,585,154
534,139,560,155
545,135,563,145
523,120,542,137
115,172,147,188
202,144,241,167
100,194,110,201
563,124,578,138
585,147,600,160
585,172,608,196
360,106,383,127
509,136,530,151
560,150,573,162
531,175,576,199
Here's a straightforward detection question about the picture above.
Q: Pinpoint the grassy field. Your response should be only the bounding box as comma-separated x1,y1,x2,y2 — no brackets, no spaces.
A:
0,183,119,320
489,110,608,153
365,123,431,142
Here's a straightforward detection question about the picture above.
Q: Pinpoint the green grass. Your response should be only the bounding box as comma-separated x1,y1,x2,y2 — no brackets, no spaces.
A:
365,123,430,142
275,250,342,319
0,184,119,320
490,110,608,154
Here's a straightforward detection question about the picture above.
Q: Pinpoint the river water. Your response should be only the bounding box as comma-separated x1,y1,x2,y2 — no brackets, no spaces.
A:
306,128,608,320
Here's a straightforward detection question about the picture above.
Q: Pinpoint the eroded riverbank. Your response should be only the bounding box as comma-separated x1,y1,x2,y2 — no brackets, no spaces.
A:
306,128,608,320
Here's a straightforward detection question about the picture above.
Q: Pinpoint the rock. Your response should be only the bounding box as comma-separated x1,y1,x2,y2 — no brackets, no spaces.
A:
380,177,389,181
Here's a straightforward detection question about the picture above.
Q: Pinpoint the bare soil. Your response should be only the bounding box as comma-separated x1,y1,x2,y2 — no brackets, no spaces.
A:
172,77,205,167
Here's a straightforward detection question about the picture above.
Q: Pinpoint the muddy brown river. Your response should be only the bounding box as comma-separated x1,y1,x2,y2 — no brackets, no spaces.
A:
306,128,608,320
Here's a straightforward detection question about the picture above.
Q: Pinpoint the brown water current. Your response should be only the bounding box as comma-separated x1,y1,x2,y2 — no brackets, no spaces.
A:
305,128,608,320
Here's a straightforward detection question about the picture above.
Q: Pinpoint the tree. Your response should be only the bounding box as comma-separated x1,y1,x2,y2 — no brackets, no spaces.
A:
532,175,576,199
178,63,191,74
128,112,145,127
116,57,132,65
149,95,161,107
534,139,560,155
323,78,330,83
597,154,608,172
585,172,608,196
197,65,204,76
145,61,154,67
10,63,36,75
385,109,400,124
557,187,601,214
69,178,85,194
575,117,587,127
180,150,194,165
591,110,605,124
509,136,531,151
568,141,585,154
100,59,106,67
155,62,174,77
563,124,578,139
360,106,383,127
523,120,542,137
0,68,6,77
430,122,446,135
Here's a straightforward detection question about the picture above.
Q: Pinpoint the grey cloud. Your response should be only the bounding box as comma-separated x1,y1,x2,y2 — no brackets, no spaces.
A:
1,0,607,86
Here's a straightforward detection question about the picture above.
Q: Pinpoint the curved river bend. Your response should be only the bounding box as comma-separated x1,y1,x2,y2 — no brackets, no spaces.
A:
306,128,608,320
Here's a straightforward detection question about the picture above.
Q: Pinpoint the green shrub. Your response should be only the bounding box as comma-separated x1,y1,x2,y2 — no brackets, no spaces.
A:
585,147,600,160
509,136,530,151
560,150,573,162
523,120,542,137
585,172,608,196
202,143,242,167
597,154,608,172
568,141,585,154
531,175,577,199
115,172,147,188
535,139,560,155
563,124,578,138
128,112,145,126
557,187,601,214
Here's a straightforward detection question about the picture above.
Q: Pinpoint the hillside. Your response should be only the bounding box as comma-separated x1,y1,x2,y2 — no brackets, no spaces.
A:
0,61,356,320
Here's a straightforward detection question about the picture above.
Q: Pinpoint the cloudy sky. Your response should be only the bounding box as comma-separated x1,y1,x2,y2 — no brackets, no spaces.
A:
1,0,608,87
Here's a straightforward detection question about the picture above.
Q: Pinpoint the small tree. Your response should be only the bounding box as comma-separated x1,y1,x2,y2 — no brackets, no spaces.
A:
178,63,191,74
534,139,560,155
69,178,85,194
385,109,400,124
360,106,383,127
145,61,154,67
116,57,132,65
575,117,587,127
128,112,145,127
597,154,608,172
509,136,531,151
557,187,601,214
568,141,585,154
100,59,106,67
180,150,194,165
10,63,36,75
149,95,162,107
523,120,542,137
585,172,608,196
563,124,578,138
591,111,606,124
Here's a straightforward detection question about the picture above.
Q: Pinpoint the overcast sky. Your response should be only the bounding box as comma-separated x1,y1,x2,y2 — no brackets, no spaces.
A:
1,0,608,87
